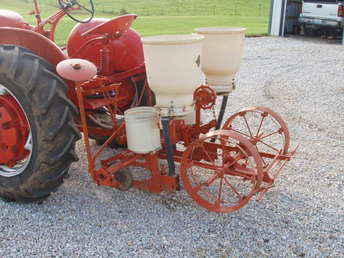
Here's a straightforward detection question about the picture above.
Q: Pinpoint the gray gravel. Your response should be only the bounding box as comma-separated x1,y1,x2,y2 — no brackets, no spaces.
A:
1,36,344,257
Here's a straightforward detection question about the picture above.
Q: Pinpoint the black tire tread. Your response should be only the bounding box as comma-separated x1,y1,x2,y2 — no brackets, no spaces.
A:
0,45,80,203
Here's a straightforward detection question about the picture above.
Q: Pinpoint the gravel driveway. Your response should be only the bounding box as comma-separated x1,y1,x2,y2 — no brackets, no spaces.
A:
1,36,343,257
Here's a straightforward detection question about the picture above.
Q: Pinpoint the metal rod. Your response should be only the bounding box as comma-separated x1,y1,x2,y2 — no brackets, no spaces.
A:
215,94,229,130
161,117,176,176
33,0,42,25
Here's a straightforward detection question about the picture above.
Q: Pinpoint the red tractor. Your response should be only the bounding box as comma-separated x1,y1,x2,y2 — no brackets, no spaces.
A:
0,0,297,213
0,0,149,200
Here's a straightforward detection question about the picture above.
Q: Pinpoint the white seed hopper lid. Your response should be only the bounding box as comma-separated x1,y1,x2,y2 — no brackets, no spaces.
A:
142,34,204,45
195,27,246,34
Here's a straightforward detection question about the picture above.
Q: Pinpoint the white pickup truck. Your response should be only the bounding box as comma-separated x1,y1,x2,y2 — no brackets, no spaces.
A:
298,0,344,35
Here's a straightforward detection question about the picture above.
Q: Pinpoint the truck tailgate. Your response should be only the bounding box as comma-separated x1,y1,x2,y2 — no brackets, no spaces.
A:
303,1,339,19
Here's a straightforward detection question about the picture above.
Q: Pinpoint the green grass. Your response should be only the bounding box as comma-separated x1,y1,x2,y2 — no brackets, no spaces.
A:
1,0,270,45
17,0,271,17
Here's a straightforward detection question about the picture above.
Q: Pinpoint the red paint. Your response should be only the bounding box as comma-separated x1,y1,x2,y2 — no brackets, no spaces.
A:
67,15,144,75
81,14,137,37
0,27,66,67
0,10,30,29
0,94,29,166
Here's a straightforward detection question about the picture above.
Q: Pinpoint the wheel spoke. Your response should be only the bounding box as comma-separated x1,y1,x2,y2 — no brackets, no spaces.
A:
223,177,242,199
206,173,219,186
193,173,219,193
224,152,245,169
260,130,280,140
261,156,268,167
214,177,224,209
242,114,253,138
258,139,280,153
255,114,266,137
201,143,216,164
229,165,257,177
244,157,249,166
228,128,251,138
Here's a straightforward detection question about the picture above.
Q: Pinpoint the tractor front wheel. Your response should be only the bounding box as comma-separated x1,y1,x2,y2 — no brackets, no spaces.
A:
0,45,80,202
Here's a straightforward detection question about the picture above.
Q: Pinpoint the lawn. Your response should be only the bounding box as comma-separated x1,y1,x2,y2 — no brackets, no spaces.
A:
1,0,270,45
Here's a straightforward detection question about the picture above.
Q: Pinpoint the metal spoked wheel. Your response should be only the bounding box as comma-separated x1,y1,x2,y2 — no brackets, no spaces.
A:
222,107,290,177
180,130,264,213
0,84,32,177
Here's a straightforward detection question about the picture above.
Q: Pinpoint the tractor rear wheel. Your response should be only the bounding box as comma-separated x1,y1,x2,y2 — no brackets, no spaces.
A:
0,45,80,202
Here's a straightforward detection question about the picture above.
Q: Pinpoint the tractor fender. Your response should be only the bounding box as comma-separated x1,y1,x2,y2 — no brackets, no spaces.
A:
0,27,66,67
0,10,31,29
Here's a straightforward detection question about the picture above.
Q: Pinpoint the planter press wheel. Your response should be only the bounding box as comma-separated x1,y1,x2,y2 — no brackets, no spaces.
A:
222,107,290,179
180,130,264,213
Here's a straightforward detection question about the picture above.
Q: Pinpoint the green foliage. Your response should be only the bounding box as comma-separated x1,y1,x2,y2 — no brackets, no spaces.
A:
1,0,270,46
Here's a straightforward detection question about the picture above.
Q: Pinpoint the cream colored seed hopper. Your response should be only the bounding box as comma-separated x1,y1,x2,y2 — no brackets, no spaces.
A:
195,27,246,94
142,34,204,117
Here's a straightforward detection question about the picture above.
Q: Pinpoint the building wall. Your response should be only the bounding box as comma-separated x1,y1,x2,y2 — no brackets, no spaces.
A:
269,0,287,36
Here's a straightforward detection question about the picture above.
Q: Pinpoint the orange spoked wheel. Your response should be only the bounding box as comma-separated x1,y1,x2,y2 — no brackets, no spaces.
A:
222,107,290,180
180,130,264,213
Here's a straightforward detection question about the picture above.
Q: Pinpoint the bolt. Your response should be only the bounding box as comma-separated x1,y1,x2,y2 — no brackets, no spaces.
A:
12,146,18,154
2,122,11,129
72,63,82,70
261,112,268,117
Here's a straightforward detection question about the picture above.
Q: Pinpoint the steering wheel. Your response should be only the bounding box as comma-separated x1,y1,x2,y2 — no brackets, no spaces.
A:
58,0,95,23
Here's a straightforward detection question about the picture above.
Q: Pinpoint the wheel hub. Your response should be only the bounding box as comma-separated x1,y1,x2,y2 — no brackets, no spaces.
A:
216,169,225,178
0,85,32,177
